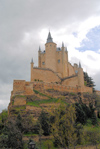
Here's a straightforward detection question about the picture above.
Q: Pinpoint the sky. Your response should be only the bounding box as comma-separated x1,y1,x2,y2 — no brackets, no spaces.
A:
0,0,100,112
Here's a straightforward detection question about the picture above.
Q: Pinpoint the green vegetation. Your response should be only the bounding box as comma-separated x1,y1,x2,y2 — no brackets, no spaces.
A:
33,89,49,97
84,72,95,92
1,88,100,148
12,94,26,99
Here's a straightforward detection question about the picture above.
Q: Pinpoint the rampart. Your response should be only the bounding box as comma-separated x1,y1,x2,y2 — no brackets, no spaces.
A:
12,80,92,97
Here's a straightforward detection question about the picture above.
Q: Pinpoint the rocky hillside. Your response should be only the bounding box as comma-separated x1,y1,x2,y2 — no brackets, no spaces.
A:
8,88,96,119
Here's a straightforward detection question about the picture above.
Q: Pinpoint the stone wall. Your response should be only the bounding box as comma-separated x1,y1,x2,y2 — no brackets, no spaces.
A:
13,80,92,98
62,75,78,87
14,96,26,106
31,68,61,83
13,80,25,95
68,63,75,76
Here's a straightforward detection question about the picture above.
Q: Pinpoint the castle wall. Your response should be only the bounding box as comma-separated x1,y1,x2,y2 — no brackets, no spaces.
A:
62,76,78,87
13,80,25,95
14,97,26,106
40,53,45,68
68,63,75,76
81,86,92,93
12,80,92,98
31,68,61,83
78,68,84,87
56,51,63,76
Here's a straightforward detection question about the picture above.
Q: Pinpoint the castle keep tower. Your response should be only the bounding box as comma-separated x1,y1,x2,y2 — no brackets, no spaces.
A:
38,32,69,78
45,32,57,72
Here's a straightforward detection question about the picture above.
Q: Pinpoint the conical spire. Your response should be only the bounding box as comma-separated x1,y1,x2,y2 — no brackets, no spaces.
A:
79,62,81,68
62,42,64,48
46,31,53,43
39,46,41,51
65,47,67,51
31,58,33,63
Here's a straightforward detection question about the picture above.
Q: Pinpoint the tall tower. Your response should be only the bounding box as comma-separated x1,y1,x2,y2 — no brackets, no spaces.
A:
45,32,57,72
78,62,84,87
38,46,41,67
62,42,68,77
30,58,34,81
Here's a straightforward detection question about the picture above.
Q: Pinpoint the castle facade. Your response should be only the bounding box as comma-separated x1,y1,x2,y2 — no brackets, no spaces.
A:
30,32,92,93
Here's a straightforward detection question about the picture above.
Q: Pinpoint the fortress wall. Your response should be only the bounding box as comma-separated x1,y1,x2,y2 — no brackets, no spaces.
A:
40,53,45,68
25,82,34,95
31,68,60,83
96,90,100,95
13,80,92,96
56,51,63,75
32,81,79,93
14,97,26,106
13,80,25,95
68,63,75,76
82,86,92,93
62,76,78,87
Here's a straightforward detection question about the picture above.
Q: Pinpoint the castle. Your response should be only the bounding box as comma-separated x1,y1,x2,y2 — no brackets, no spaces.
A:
30,32,92,93
11,32,92,99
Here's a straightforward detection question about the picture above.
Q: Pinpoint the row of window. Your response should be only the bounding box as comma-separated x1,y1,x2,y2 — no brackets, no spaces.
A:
42,59,60,65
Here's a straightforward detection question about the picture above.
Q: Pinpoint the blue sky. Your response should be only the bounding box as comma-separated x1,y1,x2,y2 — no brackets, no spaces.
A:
77,26,100,52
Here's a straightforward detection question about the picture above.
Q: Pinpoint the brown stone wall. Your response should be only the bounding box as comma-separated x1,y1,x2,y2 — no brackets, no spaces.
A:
31,68,60,83
14,97,26,106
62,76,78,87
13,80,25,95
96,90,100,95
25,82,34,95
40,53,46,68
33,82,78,93
82,86,92,93
56,50,63,76
68,63,75,76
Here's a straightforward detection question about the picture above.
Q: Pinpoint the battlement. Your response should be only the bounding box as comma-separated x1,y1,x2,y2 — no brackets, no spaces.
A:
12,80,92,97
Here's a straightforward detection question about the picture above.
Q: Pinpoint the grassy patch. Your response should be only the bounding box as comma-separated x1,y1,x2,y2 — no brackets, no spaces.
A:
12,95,26,99
36,139,57,149
14,106,26,110
69,92,76,96
27,97,68,107
33,89,47,97
24,133,38,137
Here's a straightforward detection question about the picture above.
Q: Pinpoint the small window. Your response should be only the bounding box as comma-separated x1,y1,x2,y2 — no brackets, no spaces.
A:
58,59,60,63
42,62,45,65
75,70,78,74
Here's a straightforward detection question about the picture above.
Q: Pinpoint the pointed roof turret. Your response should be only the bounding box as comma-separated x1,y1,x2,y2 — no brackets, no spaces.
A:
46,31,53,43
31,58,33,63
62,42,64,48
65,47,67,51
79,62,81,68
39,46,41,51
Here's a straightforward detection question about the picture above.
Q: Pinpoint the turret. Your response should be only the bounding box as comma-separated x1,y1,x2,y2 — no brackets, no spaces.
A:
38,46,41,67
30,58,34,81
46,31,53,43
78,62,84,88
45,32,57,72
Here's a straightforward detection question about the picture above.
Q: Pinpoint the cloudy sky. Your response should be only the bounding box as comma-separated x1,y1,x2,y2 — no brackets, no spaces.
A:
0,0,100,112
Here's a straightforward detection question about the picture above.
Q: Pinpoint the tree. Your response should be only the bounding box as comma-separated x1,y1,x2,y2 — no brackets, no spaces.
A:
0,118,23,149
84,72,95,92
51,105,77,148
38,110,50,136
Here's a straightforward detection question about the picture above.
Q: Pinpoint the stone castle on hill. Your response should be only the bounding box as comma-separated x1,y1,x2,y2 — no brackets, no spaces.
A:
11,32,92,100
